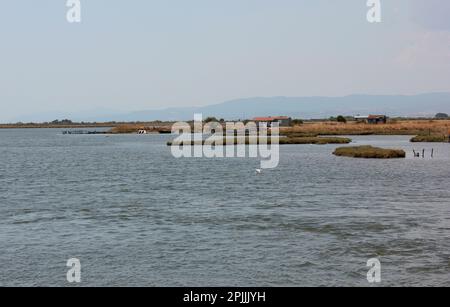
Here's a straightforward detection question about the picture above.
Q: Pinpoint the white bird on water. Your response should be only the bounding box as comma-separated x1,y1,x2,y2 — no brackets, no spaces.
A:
255,169,262,174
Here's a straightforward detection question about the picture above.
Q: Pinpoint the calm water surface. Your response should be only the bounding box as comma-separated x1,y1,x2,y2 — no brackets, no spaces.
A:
1,128,449,286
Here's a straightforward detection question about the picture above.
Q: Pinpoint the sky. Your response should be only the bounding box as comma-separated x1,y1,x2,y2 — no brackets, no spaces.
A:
0,0,449,122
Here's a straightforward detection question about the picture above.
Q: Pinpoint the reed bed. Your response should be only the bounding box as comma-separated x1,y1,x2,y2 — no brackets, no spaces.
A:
109,124,172,134
410,135,447,143
167,136,351,146
333,146,406,159
283,120,450,136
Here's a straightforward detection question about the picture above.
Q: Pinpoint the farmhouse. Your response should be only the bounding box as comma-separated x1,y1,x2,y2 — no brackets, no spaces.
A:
354,115,388,124
253,116,292,127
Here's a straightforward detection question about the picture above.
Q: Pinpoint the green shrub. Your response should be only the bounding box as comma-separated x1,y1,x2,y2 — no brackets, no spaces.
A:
291,119,304,126
337,116,347,123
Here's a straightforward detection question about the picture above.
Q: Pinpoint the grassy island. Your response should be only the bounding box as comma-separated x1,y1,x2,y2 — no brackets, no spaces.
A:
167,136,352,146
410,135,447,143
333,146,406,159
279,137,351,145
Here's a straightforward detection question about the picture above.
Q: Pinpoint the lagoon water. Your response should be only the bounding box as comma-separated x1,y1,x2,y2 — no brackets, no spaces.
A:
1,128,450,286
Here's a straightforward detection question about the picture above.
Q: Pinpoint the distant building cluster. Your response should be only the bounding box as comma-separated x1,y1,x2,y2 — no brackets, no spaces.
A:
354,115,388,124
252,116,292,127
251,115,389,126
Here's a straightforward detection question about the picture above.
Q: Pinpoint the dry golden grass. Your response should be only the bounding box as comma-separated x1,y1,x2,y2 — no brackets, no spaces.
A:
167,136,351,146
333,146,406,159
109,124,172,134
280,137,351,145
282,120,450,136
410,135,447,142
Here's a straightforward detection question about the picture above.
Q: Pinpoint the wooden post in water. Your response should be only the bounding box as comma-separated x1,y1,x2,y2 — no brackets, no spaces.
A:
431,148,434,158
422,149,425,158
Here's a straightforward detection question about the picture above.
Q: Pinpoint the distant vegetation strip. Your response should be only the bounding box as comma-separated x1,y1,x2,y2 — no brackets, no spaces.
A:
0,121,173,130
0,123,118,129
108,124,172,134
167,136,351,146
281,120,450,136
3,119,450,139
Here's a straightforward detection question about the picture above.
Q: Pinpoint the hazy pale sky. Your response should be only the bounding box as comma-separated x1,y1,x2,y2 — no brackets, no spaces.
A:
1,0,449,122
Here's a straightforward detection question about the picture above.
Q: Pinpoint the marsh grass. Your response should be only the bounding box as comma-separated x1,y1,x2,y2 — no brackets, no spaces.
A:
167,136,352,146
109,124,171,134
106,119,450,136
279,137,351,145
283,120,450,136
410,135,447,143
333,146,406,159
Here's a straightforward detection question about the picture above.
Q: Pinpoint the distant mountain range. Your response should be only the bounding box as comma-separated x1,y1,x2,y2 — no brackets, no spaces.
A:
10,93,450,123
100,93,450,122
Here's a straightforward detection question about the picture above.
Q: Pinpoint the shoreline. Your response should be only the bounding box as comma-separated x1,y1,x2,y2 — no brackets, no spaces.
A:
1,119,449,143
0,124,117,129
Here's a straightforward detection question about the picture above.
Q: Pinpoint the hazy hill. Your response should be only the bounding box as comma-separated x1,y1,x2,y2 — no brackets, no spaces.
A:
110,93,450,121
9,93,450,123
